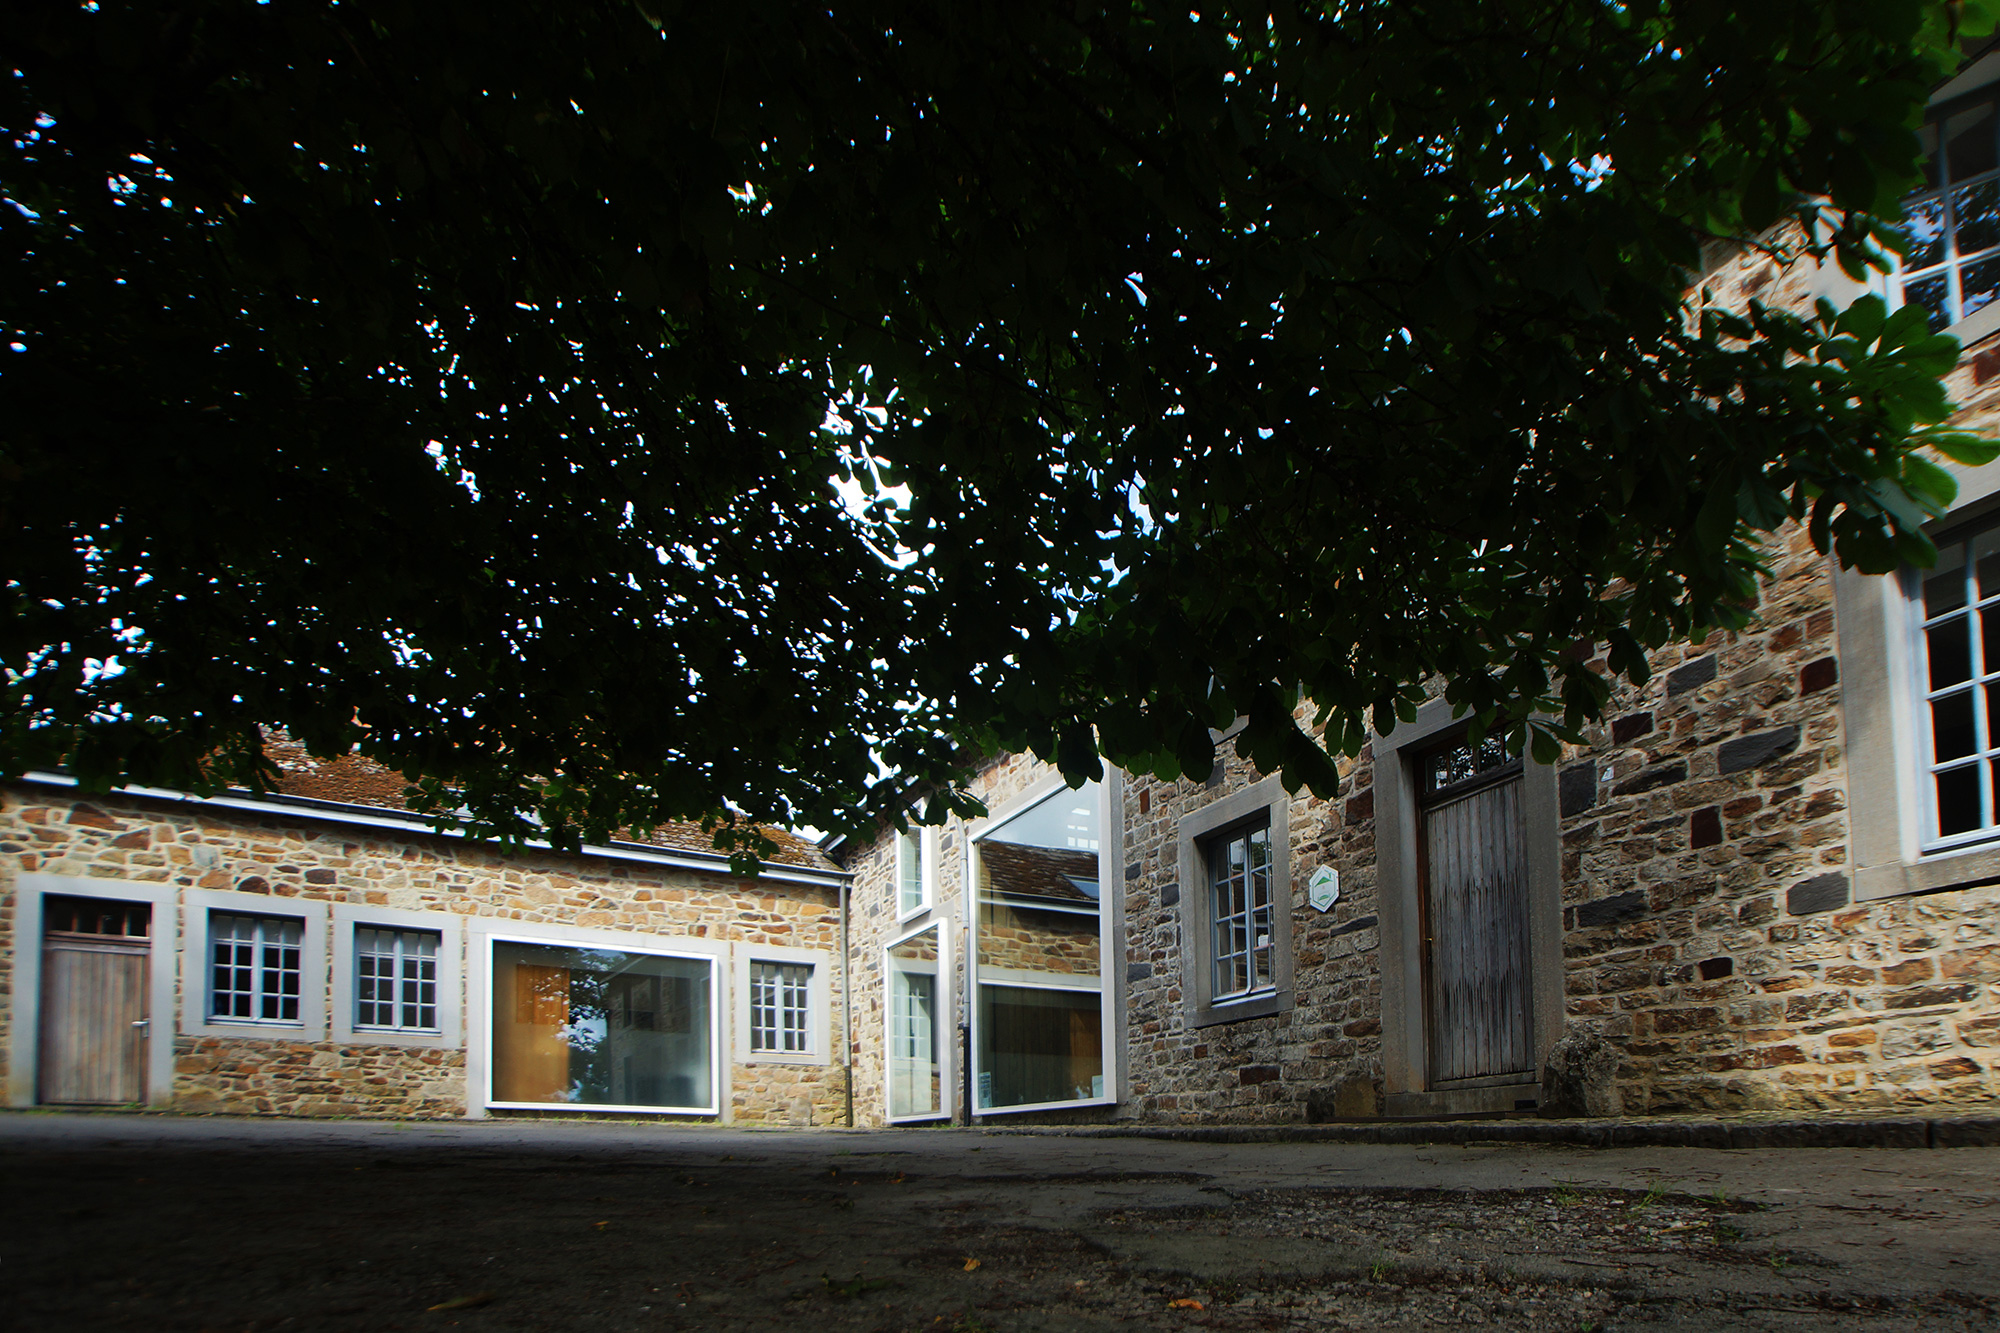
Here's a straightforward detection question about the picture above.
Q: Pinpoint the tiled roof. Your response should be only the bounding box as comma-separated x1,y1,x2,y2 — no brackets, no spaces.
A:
260,734,838,871
977,839,1100,905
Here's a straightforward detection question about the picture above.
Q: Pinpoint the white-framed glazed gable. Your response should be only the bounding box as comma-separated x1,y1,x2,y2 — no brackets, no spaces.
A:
180,887,329,1041
964,768,1120,1117
463,916,726,1119
732,940,831,1066
329,901,464,1048
6,873,180,1108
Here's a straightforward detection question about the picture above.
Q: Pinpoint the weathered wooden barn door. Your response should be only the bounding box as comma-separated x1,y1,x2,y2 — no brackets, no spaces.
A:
38,895,152,1105
1418,736,1534,1086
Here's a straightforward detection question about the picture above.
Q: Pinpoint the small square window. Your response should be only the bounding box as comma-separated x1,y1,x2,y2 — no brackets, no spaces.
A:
749,960,812,1054
354,927,442,1032
209,912,303,1025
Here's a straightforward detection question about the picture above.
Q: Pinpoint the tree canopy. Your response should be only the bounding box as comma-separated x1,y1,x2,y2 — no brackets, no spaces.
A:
6,0,1998,857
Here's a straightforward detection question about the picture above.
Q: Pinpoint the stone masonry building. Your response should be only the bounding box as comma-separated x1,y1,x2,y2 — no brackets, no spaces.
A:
829,56,2000,1129
2,739,854,1123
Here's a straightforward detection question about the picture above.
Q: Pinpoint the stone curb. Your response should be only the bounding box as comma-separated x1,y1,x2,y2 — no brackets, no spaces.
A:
978,1115,2000,1150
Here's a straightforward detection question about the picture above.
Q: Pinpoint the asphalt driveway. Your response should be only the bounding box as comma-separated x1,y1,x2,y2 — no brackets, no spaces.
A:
2,1112,1996,1331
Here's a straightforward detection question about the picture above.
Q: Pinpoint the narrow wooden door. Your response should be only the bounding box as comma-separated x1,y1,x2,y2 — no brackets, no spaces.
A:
1418,737,1534,1085
39,895,152,1105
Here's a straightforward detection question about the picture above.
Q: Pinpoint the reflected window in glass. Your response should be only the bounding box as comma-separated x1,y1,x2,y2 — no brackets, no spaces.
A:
1897,97,2000,331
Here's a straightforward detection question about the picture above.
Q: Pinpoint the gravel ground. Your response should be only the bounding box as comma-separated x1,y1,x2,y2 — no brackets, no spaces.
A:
2,1113,1996,1332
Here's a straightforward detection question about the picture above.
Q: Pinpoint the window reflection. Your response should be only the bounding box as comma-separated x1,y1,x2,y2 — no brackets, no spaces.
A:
974,782,1104,1110
491,941,711,1110
1899,98,2000,330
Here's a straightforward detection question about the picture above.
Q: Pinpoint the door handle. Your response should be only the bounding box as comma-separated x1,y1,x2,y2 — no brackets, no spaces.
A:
131,1019,149,1029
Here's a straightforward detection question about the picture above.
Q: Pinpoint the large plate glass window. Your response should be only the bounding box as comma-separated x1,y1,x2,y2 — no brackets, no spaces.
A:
489,940,715,1112
1915,520,2000,847
972,779,1108,1112
885,925,945,1120
1897,93,2000,331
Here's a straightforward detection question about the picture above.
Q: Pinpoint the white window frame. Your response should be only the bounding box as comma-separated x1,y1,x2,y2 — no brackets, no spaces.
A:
731,942,831,1066
329,903,463,1047
966,771,1118,1117
1904,515,2000,852
1880,56,2000,345
883,917,953,1123
1841,461,2000,900
464,918,724,1118
895,825,936,921
180,888,327,1040
6,873,180,1108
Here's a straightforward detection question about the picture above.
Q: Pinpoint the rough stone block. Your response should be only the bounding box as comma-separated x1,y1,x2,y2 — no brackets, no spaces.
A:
1800,656,1838,695
1539,1027,1622,1117
1668,655,1717,696
1559,764,1598,817
1611,712,1654,744
1613,763,1687,797
1306,1076,1381,1122
1719,726,1801,774
1786,872,1849,916
1575,889,1647,928
1690,806,1722,848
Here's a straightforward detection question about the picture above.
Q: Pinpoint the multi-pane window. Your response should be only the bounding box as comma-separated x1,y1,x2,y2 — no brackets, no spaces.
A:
1898,94,2000,332
896,829,928,917
748,960,811,1054
209,913,303,1024
355,927,441,1032
1208,822,1275,1001
1916,520,2000,845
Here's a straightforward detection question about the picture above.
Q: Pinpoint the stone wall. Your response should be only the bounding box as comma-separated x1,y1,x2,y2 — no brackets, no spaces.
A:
1114,522,1999,1119
1552,526,1997,1112
1117,732,1388,1123
2,784,849,1123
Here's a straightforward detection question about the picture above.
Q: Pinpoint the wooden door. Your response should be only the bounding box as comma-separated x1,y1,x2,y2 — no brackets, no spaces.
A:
1419,738,1533,1085
39,896,152,1105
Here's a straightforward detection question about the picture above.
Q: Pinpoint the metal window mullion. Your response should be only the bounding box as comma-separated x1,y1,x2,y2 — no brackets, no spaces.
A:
1946,184,1965,323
